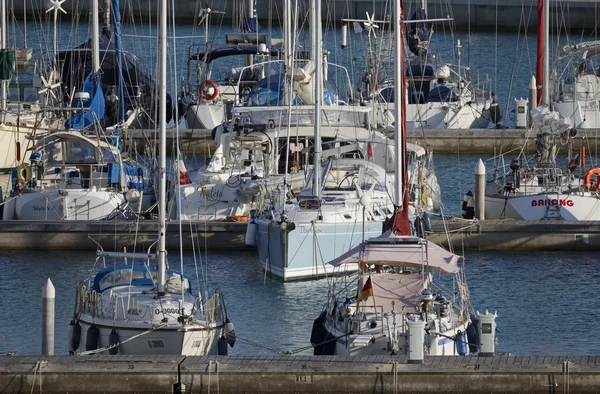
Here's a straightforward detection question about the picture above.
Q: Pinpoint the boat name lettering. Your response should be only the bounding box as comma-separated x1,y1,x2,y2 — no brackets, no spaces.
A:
32,206,48,212
531,199,574,207
191,340,202,348
148,340,164,348
155,307,184,315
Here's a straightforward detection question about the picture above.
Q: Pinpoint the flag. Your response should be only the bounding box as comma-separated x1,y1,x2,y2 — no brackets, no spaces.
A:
357,276,373,301
178,155,192,185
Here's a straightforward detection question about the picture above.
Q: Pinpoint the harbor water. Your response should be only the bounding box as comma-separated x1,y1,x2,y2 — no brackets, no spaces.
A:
2,154,599,356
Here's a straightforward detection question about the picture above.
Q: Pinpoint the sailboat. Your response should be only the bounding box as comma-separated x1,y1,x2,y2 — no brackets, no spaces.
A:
357,4,500,129
310,0,490,357
67,0,235,356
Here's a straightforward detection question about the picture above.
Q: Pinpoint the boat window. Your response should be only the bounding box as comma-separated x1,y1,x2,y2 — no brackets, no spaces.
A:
65,140,97,164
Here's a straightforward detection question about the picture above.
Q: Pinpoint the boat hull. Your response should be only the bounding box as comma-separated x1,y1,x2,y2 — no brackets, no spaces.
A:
256,219,384,281
77,317,222,356
485,192,600,220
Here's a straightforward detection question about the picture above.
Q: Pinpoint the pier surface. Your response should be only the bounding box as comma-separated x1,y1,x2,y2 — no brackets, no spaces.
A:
14,0,599,30
0,220,248,251
130,127,600,155
1,219,600,251
1,354,597,393
429,219,600,251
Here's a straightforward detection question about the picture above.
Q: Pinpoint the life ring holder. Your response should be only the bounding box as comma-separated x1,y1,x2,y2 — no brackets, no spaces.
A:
584,167,600,190
199,79,219,101
17,163,32,183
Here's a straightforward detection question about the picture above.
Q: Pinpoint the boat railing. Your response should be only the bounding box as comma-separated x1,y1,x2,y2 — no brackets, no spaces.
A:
356,304,386,335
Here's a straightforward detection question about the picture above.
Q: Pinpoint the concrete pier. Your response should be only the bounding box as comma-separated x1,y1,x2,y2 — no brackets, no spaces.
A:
1,354,598,393
11,0,600,31
129,128,600,156
429,219,600,251
0,220,248,251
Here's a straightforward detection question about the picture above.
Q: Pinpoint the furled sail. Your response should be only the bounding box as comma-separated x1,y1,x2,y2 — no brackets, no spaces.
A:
406,8,431,58
64,73,105,130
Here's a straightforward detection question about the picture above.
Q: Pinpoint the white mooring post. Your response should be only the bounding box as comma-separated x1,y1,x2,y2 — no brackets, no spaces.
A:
528,76,537,127
474,159,486,221
42,278,55,355
477,310,497,357
407,319,425,364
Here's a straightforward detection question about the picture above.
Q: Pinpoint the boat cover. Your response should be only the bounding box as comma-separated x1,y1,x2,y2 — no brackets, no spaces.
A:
329,231,459,273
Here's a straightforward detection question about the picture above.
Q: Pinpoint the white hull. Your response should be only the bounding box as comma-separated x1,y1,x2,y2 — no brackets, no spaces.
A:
77,316,221,356
256,219,384,281
486,192,600,220
0,125,31,172
184,103,226,130
406,102,491,129
330,321,469,356
6,189,125,220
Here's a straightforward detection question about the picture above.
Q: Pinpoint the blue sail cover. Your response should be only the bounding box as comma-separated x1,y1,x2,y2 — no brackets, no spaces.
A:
248,73,338,106
112,0,125,123
406,8,431,58
64,73,106,130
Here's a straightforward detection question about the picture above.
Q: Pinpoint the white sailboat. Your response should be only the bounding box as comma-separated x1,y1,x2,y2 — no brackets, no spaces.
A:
67,0,235,356
310,2,493,357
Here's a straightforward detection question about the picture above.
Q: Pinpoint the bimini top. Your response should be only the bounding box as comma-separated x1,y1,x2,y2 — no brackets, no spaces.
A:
190,46,280,62
328,231,460,273
92,264,192,294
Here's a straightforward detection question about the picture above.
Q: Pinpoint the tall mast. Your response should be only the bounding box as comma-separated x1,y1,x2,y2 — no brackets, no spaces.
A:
542,0,549,106
157,0,167,297
391,0,410,235
536,0,544,106
0,0,6,112
92,0,100,76
311,0,322,197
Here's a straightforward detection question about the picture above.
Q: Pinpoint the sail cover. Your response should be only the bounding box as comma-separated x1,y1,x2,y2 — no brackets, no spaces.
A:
406,8,431,58
64,73,105,130
329,231,460,273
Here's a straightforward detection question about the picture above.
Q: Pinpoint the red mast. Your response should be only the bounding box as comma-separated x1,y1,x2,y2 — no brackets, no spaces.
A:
536,0,544,106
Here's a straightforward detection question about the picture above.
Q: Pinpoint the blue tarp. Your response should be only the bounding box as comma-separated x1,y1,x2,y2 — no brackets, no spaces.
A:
64,73,106,130
124,166,144,190
108,162,120,184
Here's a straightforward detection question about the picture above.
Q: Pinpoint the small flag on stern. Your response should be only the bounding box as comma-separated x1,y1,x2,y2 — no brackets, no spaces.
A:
357,276,373,301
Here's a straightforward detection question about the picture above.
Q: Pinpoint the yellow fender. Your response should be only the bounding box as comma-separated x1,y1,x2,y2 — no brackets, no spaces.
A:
17,163,32,183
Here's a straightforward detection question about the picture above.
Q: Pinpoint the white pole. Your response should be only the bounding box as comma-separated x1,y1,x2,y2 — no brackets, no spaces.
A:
542,0,549,106
157,0,167,297
393,0,402,206
284,0,292,71
92,0,100,75
0,0,6,112
474,158,486,221
529,76,537,127
42,278,55,355
311,0,322,198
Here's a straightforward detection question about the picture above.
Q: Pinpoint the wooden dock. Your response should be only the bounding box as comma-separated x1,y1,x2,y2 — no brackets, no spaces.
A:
429,219,600,251
0,220,248,251
1,354,597,393
128,127,600,155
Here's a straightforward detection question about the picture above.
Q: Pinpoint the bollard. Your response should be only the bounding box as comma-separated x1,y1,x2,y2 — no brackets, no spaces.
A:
474,159,486,221
42,278,55,355
529,76,537,127
477,310,497,357
407,319,425,364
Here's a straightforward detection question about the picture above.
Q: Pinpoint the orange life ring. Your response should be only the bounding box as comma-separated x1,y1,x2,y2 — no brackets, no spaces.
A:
584,167,600,190
199,79,219,101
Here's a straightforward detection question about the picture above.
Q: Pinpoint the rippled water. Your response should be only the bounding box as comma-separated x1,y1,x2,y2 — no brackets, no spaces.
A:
2,245,600,355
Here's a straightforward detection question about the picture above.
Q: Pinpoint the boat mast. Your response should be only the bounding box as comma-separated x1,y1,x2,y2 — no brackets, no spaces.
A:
391,0,411,235
112,0,125,122
311,0,322,198
543,0,549,106
92,0,100,78
0,0,6,112
157,0,167,297
536,0,549,106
